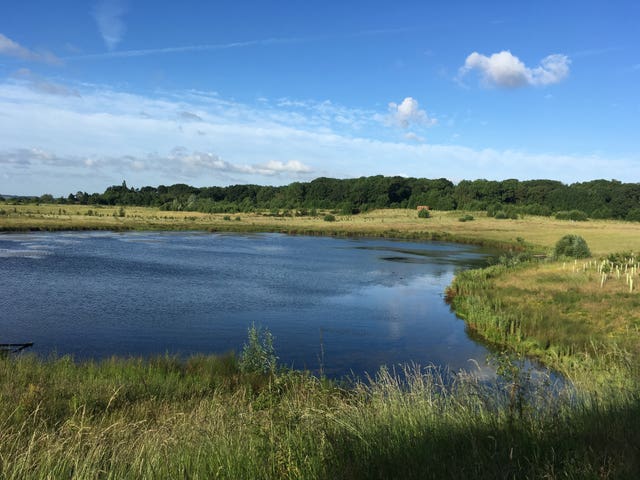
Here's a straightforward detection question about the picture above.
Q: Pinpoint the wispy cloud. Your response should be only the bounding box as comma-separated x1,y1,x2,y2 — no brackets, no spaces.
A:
458,50,570,88
0,33,61,65
13,69,80,97
179,111,203,122
1,79,637,195
572,46,623,58
66,28,410,61
404,132,425,143
92,0,128,51
0,146,313,183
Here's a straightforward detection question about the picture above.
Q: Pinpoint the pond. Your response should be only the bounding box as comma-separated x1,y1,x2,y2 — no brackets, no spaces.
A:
1,231,500,378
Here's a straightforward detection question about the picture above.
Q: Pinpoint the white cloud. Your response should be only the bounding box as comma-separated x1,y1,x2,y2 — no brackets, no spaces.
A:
0,33,60,64
404,132,425,143
387,97,436,128
92,0,128,51
168,149,313,176
459,50,570,88
0,146,313,185
254,160,313,174
0,79,637,195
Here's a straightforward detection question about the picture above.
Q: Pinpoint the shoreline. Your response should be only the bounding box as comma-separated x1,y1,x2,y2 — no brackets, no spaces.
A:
2,206,639,385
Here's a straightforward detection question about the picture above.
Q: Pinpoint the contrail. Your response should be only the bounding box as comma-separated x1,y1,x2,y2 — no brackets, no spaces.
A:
65,28,412,61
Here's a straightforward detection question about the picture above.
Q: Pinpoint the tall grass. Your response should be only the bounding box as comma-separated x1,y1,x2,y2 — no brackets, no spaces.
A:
1,353,638,479
448,258,640,391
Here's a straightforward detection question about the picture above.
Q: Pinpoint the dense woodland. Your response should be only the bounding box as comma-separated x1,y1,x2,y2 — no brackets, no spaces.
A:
4,176,640,221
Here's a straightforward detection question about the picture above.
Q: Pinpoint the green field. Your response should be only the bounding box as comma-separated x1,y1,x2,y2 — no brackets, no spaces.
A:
1,204,639,478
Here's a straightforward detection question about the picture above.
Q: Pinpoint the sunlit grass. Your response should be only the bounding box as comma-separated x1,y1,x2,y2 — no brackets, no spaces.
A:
2,204,639,255
449,259,640,391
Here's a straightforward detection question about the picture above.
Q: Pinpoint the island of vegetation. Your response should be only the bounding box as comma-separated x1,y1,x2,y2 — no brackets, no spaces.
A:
1,175,639,478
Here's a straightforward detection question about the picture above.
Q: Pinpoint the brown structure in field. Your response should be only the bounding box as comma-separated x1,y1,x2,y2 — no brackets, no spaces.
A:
416,206,430,211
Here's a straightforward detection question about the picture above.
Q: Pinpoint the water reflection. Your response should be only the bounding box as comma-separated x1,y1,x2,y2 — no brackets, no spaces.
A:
1,232,509,379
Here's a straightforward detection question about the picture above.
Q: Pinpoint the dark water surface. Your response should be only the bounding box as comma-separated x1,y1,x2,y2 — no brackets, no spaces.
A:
1,232,499,378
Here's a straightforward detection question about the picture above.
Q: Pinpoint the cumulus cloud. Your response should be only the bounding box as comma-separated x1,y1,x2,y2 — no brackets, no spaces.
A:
459,50,570,88
93,0,128,51
0,33,60,64
387,97,436,128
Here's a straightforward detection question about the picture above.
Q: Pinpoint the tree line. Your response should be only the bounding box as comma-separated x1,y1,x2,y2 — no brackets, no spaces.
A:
5,176,640,221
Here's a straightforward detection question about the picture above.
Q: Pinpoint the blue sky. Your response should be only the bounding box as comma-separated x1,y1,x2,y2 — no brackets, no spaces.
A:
1,0,639,196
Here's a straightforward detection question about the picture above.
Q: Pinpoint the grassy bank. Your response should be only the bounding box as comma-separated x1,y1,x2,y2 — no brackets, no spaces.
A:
1,353,639,479
448,257,640,391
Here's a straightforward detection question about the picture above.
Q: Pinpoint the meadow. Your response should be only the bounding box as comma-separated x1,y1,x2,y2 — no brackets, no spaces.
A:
2,203,639,255
1,204,640,478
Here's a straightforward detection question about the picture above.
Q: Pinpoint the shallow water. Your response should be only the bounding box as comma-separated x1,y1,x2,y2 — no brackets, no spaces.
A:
1,231,501,378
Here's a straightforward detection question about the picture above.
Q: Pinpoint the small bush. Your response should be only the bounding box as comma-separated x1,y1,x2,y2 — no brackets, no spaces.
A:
555,210,588,221
418,209,430,218
458,214,474,222
223,215,231,221
239,324,278,374
323,214,336,222
554,234,591,258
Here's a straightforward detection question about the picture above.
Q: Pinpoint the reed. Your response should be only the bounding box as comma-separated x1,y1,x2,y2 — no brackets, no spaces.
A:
0,353,638,479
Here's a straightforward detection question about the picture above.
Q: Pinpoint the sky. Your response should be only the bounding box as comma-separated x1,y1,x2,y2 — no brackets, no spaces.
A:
0,0,639,196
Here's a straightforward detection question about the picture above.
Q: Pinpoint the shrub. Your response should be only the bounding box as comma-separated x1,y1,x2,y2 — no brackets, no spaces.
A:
554,234,591,259
520,204,552,217
591,207,613,219
458,214,474,222
555,210,588,221
239,324,278,374
418,209,430,218
323,214,336,222
223,215,231,221
486,203,501,217
493,207,518,220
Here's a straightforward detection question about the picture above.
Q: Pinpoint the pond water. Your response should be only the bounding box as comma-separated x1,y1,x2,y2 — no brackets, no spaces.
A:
1,231,500,378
